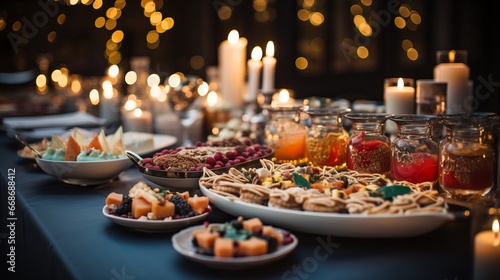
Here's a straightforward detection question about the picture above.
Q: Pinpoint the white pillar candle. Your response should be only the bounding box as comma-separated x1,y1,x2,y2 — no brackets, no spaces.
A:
474,219,500,280
434,50,471,114
384,77,415,114
246,46,263,102
99,80,120,123
123,108,153,133
262,41,277,93
218,30,247,108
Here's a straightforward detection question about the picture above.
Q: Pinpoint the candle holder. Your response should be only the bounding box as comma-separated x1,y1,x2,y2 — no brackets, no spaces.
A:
472,198,500,280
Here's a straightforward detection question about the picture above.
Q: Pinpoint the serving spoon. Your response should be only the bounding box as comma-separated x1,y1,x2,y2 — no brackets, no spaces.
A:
15,134,42,158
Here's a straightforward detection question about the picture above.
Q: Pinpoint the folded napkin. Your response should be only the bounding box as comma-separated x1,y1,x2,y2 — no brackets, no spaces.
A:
3,111,107,130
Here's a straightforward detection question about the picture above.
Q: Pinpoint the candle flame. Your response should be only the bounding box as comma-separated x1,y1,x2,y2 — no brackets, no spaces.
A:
494,219,499,246
266,41,275,57
251,46,263,60
448,50,456,63
207,91,218,107
228,30,239,45
397,77,404,89
102,80,114,99
278,89,290,104
133,108,143,118
89,89,99,105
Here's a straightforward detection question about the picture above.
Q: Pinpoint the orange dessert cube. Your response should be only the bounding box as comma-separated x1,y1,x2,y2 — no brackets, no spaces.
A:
151,200,175,219
238,237,267,256
242,217,263,232
194,231,220,250
187,196,209,214
214,237,234,258
105,192,123,207
263,226,283,245
131,197,152,219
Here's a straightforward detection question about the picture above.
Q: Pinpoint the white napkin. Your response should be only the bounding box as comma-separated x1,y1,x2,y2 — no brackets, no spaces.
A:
3,111,107,130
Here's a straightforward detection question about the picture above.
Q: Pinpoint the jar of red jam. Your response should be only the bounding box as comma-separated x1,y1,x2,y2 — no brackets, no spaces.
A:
345,113,392,174
439,113,497,200
389,114,439,184
302,107,351,169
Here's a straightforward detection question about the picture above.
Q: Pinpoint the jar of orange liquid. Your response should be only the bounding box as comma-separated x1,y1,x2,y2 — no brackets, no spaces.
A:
263,105,307,164
302,107,351,169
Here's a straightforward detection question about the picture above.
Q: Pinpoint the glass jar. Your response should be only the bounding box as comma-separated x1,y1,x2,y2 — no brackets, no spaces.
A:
263,105,307,164
390,114,439,184
345,113,392,174
439,115,497,200
302,107,351,169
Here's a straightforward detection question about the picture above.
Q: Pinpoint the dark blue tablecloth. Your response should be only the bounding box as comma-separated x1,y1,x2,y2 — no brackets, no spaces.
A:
0,132,472,280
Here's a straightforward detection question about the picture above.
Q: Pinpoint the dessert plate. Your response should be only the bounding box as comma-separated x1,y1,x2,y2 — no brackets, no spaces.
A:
102,205,211,232
172,224,298,269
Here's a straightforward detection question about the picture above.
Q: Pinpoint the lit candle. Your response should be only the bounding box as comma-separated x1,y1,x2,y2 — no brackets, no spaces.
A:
272,89,295,107
434,50,471,114
123,108,153,133
474,219,500,280
384,77,415,114
262,41,277,93
246,46,263,102
99,80,120,123
218,30,247,108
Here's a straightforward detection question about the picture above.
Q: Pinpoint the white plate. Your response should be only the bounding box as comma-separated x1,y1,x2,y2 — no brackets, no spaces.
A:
124,134,177,156
102,205,211,232
35,157,132,186
200,184,455,238
172,224,298,269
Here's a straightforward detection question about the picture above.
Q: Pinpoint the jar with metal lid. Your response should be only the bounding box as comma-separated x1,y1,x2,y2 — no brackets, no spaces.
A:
389,114,439,184
263,105,307,164
439,113,497,200
345,113,392,174
302,107,351,169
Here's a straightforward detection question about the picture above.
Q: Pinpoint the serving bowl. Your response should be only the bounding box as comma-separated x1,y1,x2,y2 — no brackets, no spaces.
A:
35,157,132,186
125,149,274,190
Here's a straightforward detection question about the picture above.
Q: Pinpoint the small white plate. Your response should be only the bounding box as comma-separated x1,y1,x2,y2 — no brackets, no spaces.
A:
124,134,177,156
102,205,211,232
172,224,298,269
200,184,455,238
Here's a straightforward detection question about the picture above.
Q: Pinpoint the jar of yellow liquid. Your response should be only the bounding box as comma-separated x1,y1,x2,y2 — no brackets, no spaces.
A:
263,105,308,164
302,107,351,169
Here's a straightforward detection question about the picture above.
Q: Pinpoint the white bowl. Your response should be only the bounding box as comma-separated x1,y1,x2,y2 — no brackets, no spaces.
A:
35,157,132,186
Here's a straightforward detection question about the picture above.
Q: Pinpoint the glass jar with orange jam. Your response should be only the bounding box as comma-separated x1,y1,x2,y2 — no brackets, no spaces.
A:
345,113,392,174
302,107,351,169
439,113,497,200
263,105,308,164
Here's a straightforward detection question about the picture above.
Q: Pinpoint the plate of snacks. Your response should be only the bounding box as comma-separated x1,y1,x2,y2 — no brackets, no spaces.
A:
172,216,298,269
102,181,211,232
199,159,454,238
33,127,132,185
126,138,274,190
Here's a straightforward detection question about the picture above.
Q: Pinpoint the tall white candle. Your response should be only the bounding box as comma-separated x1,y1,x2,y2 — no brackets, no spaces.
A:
262,41,277,93
123,108,153,133
99,80,120,123
384,78,415,114
246,46,263,102
218,30,247,108
434,50,471,114
474,219,500,280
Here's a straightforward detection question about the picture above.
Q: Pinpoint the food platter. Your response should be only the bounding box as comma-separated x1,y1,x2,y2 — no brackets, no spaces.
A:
102,205,211,232
199,184,454,238
172,224,298,269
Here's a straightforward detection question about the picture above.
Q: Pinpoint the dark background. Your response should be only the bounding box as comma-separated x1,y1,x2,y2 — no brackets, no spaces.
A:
0,0,499,114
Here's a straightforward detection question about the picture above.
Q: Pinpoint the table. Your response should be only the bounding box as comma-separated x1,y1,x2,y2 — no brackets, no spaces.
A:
0,131,473,280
